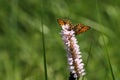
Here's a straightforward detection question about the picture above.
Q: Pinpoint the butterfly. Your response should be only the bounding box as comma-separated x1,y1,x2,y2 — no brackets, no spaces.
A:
57,19,90,35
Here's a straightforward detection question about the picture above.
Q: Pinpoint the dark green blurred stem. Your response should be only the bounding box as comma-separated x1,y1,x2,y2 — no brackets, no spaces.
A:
41,19,48,80
82,40,93,80
96,0,115,80
85,40,93,67
102,36,115,80
41,0,48,80
10,0,18,30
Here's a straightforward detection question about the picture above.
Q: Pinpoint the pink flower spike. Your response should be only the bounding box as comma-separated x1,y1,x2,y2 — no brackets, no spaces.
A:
60,20,86,79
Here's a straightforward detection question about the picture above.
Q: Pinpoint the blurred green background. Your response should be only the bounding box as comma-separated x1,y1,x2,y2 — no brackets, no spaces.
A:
0,0,120,80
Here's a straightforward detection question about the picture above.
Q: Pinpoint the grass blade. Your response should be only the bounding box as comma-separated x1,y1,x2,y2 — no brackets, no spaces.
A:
41,19,48,80
96,0,115,80
41,0,48,79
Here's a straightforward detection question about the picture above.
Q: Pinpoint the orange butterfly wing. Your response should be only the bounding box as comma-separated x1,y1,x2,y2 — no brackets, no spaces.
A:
57,19,73,30
73,24,90,35
57,19,65,26
57,19,71,26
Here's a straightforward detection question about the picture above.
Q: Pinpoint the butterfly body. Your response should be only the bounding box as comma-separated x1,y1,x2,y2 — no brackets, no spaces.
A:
57,19,90,35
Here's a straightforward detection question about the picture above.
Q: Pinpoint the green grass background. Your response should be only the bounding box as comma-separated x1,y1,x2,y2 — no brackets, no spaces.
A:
0,0,120,80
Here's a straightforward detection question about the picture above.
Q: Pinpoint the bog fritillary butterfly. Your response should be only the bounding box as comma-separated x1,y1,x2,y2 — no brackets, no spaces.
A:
57,19,90,35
